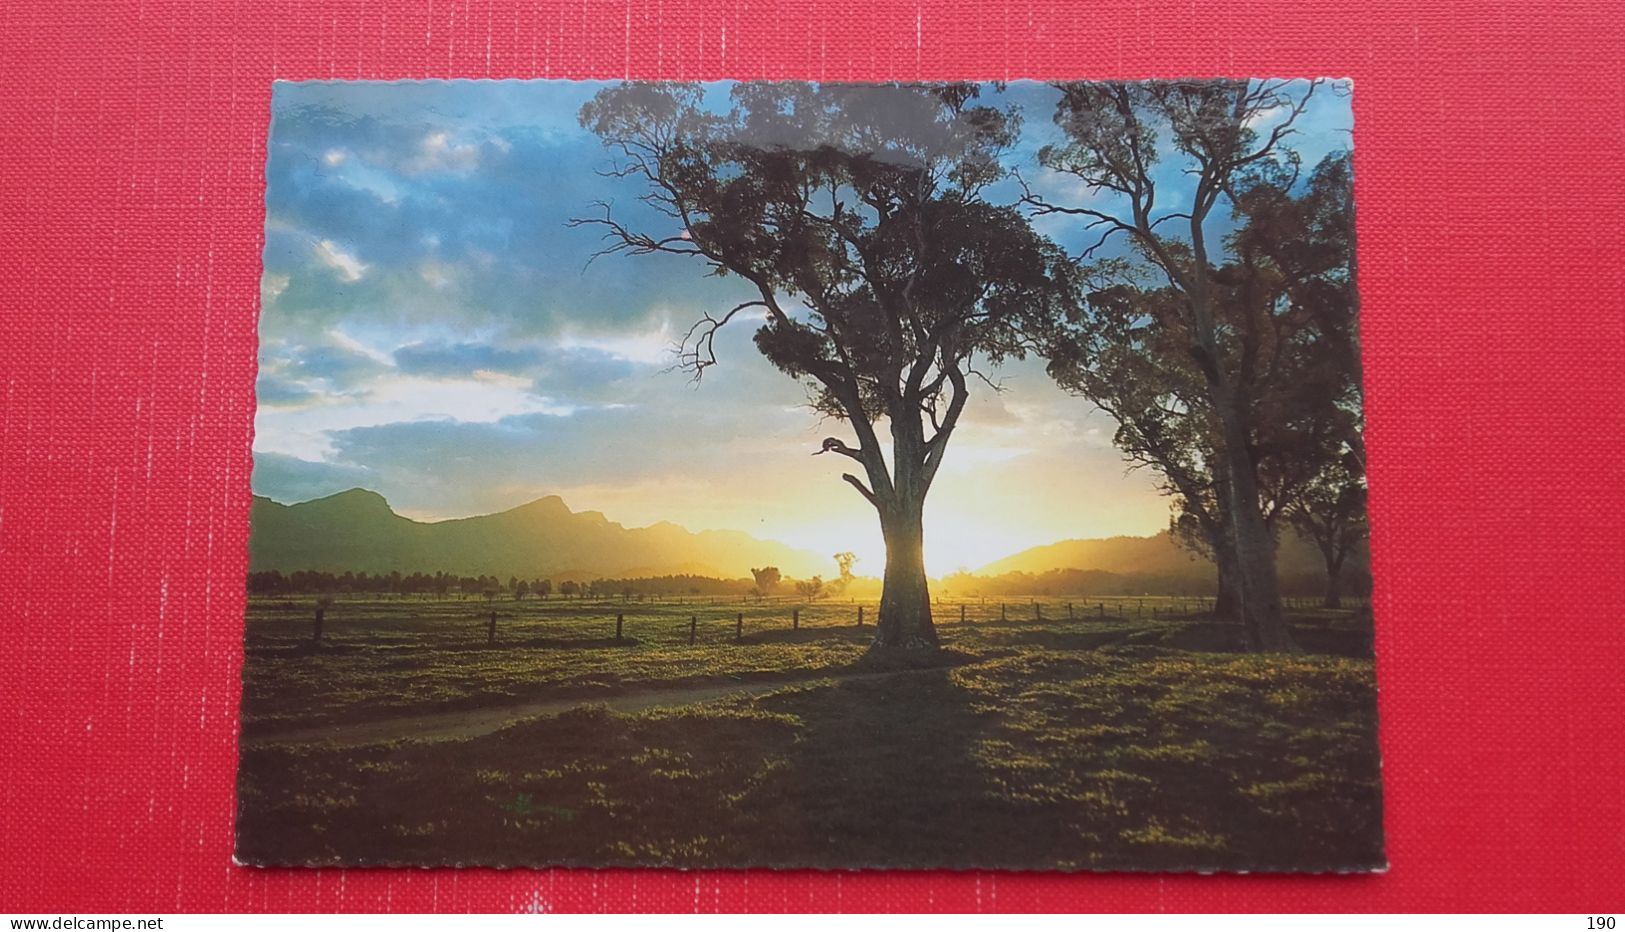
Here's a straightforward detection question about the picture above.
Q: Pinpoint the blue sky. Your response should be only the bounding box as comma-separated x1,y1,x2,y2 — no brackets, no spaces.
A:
254,79,1352,574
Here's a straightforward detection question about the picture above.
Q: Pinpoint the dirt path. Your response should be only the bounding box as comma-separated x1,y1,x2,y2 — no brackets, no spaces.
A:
244,667,933,749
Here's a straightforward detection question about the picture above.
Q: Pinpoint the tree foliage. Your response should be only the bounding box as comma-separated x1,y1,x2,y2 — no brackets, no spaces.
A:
576,82,1077,502
750,566,782,592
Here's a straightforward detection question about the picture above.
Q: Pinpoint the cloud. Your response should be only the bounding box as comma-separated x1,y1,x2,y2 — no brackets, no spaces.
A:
252,451,377,503
1244,103,1289,130
554,317,684,366
392,341,545,379
417,260,456,289
261,91,748,347
313,388,812,518
402,130,486,175
262,338,389,391
260,272,290,306
253,371,573,462
528,347,639,398
255,374,324,408
381,338,645,406
313,238,367,282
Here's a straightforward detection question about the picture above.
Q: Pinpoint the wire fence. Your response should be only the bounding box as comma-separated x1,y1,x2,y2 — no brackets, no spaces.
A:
247,591,1373,649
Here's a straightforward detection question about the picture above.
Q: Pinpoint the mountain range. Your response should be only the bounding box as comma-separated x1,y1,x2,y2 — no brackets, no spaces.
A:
971,529,1348,580
249,489,1359,585
248,489,829,580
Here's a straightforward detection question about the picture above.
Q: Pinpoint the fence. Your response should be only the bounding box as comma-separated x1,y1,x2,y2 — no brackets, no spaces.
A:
251,591,1372,649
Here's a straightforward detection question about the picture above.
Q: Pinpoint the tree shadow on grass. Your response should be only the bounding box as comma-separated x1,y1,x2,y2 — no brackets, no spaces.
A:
235,669,1003,869
237,652,1384,871
936,615,1131,631
236,701,800,867
1132,619,1373,659
970,629,1137,652
735,668,1037,869
733,626,875,647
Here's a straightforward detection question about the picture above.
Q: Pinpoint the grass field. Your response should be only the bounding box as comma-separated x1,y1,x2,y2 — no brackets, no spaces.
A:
236,594,1384,871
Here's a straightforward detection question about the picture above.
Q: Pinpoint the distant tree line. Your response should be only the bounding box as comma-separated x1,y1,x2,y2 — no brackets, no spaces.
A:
247,570,556,600
249,564,1365,603
587,574,756,599
939,567,1370,600
246,569,827,600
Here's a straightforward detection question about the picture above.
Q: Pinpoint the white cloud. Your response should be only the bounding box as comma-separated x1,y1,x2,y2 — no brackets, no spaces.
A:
1244,104,1288,130
557,319,680,366
260,272,290,305
325,328,396,366
403,130,483,175
322,148,347,166
468,370,532,389
253,373,569,461
313,239,368,282
418,260,455,290
333,160,402,205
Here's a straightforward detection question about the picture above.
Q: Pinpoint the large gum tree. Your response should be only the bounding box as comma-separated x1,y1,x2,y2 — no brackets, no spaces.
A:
1025,80,1345,652
575,82,1077,652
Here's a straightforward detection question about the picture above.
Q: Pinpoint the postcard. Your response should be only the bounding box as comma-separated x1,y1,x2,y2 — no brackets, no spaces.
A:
237,78,1382,871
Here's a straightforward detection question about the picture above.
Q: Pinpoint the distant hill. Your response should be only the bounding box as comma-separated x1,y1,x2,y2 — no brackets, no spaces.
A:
975,527,1365,583
248,489,828,580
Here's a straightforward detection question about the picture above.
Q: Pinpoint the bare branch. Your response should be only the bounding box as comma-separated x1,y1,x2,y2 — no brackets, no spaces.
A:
840,473,879,507
921,366,969,488
567,201,704,269
963,358,1003,394
668,300,767,381
813,437,864,461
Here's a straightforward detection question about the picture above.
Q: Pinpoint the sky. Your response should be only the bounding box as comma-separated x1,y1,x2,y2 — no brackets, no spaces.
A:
254,79,1353,576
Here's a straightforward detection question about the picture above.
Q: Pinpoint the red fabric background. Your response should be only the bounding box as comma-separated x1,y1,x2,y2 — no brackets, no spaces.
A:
2,0,1622,913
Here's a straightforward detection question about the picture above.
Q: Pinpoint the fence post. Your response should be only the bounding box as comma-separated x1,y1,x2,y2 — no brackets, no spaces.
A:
736,612,743,640
1035,602,1042,621
615,613,624,640
857,606,864,627
488,610,496,645
1000,603,1007,621
793,608,800,630
690,615,697,645
1098,602,1105,618
312,604,325,644
960,603,966,623
1068,602,1074,619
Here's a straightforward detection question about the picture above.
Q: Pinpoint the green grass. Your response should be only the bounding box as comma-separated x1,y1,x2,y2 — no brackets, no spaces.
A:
241,594,1229,731
237,595,1383,871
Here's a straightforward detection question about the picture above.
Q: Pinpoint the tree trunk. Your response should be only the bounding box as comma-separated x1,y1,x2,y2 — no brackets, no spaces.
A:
1213,544,1241,620
1323,555,1345,609
871,502,937,652
1215,403,1294,652
1201,507,1242,621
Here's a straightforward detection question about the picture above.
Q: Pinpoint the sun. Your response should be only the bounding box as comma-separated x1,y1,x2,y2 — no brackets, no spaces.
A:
776,508,1068,580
